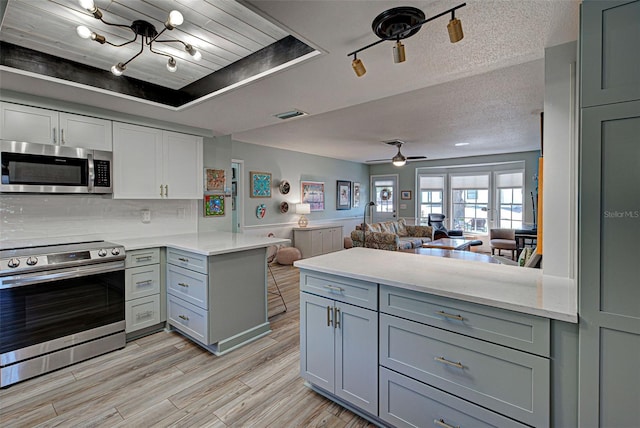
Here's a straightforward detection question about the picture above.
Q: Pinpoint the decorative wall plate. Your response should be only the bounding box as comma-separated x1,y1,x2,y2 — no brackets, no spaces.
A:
280,201,289,213
256,204,266,218
279,180,291,194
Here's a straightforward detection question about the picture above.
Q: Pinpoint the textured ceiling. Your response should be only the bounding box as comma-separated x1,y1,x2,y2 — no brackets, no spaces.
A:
0,0,581,163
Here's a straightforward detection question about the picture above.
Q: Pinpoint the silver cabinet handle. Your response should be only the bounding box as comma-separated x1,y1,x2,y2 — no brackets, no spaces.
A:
434,419,459,428
136,310,153,320
52,127,57,144
135,279,153,286
178,315,189,321
327,306,332,327
434,356,464,369
334,307,340,329
178,257,189,262
61,128,65,145
178,282,189,288
160,184,164,197
135,256,153,262
324,284,344,293
436,310,464,321
164,184,168,197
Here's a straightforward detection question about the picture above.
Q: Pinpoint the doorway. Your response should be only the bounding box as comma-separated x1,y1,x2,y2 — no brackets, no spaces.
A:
370,174,398,223
231,160,244,233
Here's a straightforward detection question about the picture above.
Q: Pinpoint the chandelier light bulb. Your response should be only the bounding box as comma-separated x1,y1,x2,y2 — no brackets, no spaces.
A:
186,45,202,61
111,63,126,76
78,0,96,12
166,10,184,29
167,57,177,72
76,25,92,39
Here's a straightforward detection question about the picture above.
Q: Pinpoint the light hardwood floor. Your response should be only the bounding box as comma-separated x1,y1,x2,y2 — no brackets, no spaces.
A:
0,263,374,428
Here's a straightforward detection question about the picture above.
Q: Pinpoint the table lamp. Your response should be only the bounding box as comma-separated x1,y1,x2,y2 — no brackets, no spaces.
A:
295,203,311,227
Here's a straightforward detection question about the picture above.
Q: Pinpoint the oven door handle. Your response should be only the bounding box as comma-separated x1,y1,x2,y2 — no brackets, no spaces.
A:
0,261,125,289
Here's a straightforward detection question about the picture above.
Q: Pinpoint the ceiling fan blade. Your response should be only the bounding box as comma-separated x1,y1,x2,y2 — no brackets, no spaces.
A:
365,159,390,163
406,156,427,160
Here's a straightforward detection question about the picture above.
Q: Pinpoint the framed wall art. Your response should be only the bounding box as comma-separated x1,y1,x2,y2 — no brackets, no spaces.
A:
204,194,225,216
301,181,325,211
336,180,351,210
205,168,225,192
401,190,412,200
250,171,271,198
352,182,361,208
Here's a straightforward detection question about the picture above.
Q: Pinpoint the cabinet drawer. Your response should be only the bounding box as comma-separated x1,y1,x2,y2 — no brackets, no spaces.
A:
125,264,160,300
300,270,377,310
380,284,550,356
125,295,161,333
125,248,160,268
167,264,208,309
167,248,207,274
168,295,208,345
380,314,549,427
380,367,528,428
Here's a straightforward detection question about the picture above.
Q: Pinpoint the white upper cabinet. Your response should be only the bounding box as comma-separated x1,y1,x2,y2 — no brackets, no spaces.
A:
112,122,203,199
0,102,112,151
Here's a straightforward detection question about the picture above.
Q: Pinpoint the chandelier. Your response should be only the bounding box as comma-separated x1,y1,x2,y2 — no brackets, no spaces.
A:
75,0,202,76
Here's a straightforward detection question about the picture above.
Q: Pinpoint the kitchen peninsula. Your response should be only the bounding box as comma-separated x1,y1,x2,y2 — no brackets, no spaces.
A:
295,247,577,427
116,232,289,355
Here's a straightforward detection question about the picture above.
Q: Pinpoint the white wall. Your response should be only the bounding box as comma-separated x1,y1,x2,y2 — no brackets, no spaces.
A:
542,41,578,278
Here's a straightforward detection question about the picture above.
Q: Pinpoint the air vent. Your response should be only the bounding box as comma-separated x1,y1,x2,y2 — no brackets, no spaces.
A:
274,109,308,120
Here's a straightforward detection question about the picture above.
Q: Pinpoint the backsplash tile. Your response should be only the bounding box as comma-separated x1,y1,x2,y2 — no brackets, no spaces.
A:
0,195,197,244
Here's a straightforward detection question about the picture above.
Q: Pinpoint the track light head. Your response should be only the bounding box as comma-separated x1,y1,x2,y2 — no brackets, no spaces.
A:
447,16,464,43
393,40,406,63
352,56,366,77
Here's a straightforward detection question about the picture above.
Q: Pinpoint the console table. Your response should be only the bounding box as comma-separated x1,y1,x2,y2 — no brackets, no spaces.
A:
293,225,343,258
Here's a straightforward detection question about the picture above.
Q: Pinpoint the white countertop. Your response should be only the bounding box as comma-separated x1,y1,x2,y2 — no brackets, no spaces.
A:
295,247,577,323
113,232,290,256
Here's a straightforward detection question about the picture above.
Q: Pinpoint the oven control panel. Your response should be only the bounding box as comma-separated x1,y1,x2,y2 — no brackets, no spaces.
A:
0,242,125,276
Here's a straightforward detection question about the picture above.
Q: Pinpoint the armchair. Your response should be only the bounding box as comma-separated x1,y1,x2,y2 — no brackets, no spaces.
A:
427,214,464,240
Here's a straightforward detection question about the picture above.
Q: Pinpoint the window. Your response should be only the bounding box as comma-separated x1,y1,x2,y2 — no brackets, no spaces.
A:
417,175,444,225
496,171,524,229
450,174,489,233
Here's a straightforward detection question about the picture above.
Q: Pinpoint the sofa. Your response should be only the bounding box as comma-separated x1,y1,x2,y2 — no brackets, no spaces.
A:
351,218,433,251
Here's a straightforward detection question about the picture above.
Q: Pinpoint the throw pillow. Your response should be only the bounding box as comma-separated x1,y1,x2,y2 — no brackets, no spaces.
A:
396,218,409,237
518,247,534,267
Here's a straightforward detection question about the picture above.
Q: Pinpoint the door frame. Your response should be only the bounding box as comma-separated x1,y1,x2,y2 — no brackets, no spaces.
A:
370,174,399,223
231,159,244,233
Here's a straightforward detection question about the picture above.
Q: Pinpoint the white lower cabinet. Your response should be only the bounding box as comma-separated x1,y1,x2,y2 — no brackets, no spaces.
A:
124,248,163,335
300,274,378,416
294,226,343,258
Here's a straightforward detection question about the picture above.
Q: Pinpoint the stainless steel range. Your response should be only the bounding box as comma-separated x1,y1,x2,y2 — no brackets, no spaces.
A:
0,240,125,387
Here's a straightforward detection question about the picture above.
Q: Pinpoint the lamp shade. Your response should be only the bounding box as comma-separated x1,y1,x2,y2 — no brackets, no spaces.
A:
295,203,311,214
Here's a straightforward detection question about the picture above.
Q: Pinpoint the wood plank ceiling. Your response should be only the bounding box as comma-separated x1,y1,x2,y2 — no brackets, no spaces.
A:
0,0,292,90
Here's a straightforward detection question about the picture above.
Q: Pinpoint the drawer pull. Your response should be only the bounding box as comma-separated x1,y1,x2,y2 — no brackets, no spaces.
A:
434,419,459,428
178,257,189,262
324,284,344,293
327,306,332,327
434,356,464,369
334,307,340,329
178,282,189,288
178,315,189,321
436,310,464,321
135,256,153,262
135,280,153,286
136,310,153,320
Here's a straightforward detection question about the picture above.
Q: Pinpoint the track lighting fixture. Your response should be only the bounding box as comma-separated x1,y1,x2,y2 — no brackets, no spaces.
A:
75,0,201,77
348,3,466,77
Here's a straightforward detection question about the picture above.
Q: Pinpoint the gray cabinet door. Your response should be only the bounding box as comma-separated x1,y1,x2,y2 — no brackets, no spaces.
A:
334,301,378,415
581,0,640,107
579,100,640,427
300,292,335,392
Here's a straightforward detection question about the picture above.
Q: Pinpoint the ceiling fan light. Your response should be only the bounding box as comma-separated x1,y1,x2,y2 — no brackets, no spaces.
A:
447,18,464,43
393,41,406,63
76,25,92,39
352,57,366,77
166,57,177,72
111,63,126,76
165,10,184,29
392,151,407,166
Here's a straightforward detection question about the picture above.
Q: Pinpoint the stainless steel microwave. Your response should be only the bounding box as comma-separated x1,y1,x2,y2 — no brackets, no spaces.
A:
0,140,113,194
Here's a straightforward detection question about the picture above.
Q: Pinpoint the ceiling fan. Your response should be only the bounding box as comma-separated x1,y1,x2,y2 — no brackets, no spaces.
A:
366,140,427,166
